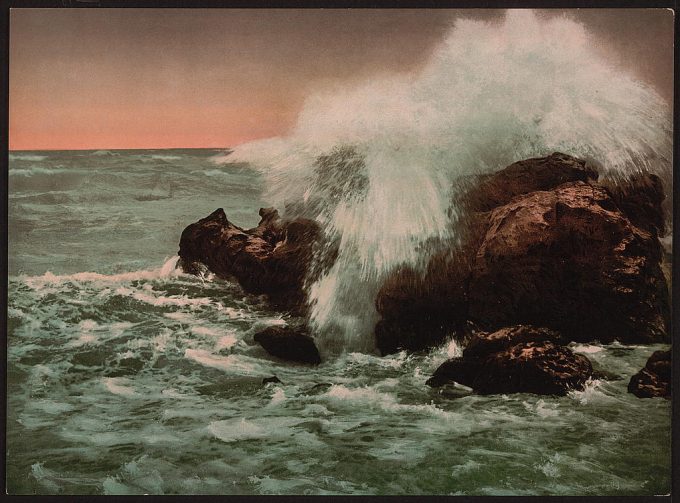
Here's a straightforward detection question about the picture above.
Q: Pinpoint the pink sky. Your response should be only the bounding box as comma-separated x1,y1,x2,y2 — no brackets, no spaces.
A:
9,9,673,150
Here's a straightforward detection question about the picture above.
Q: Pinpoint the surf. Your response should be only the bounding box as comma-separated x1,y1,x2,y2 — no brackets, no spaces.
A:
223,9,672,353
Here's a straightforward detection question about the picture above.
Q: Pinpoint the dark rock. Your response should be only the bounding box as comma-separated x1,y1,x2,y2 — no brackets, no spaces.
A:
605,173,666,236
426,326,593,396
463,325,565,360
426,357,480,388
374,214,488,354
253,326,321,365
248,207,285,244
262,375,282,385
472,341,593,396
628,349,671,399
465,152,598,212
467,181,668,344
377,152,669,354
178,207,320,312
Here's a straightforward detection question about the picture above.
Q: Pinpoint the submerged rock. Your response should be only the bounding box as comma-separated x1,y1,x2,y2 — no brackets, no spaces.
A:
628,350,671,399
427,325,593,396
178,207,320,311
253,326,321,365
377,152,669,354
262,375,283,385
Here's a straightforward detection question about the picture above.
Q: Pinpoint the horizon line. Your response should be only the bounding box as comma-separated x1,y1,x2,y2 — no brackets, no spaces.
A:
9,146,234,152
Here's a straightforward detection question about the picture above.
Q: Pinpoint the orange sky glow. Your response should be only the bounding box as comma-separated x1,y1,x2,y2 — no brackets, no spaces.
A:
9,9,673,151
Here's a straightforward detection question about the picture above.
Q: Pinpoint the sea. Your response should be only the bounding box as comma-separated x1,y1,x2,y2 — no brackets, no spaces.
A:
6,148,671,495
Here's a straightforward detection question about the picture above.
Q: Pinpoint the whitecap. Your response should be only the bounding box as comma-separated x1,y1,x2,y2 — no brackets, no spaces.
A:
208,417,295,443
571,344,604,354
184,348,264,376
104,377,140,397
10,154,47,162
214,333,238,351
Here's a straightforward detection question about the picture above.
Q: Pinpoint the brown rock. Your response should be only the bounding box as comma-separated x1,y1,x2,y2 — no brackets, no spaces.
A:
628,349,671,399
465,152,598,212
178,207,320,311
374,213,488,355
427,326,593,396
472,341,593,396
605,173,666,236
376,152,668,354
253,326,321,365
463,325,565,360
468,181,668,343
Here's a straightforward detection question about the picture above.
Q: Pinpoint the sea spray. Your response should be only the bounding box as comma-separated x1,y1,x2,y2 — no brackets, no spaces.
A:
224,9,672,353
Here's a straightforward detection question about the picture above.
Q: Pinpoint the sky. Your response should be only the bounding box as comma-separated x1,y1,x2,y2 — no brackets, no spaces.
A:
9,8,674,151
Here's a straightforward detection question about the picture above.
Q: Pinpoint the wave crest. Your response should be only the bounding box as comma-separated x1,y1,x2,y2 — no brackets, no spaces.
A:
225,10,671,353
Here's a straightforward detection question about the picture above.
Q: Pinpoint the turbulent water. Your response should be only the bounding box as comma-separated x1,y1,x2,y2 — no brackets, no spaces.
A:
227,10,672,353
7,149,671,495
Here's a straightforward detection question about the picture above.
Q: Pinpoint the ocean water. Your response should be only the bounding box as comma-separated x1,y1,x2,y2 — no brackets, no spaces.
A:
7,149,671,495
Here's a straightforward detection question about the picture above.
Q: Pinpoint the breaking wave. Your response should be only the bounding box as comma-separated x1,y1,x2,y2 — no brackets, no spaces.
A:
222,10,671,353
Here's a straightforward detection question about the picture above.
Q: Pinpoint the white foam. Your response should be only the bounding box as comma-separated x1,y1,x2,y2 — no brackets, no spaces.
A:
103,377,140,398
130,291,212,308
22,257,183,290
207,417,300,443
10,154,47,162
228,9,671,353
267,387,287,407
567,378,614,405
184,348,262,375
214,333,238,351
190,326,220,337
571,344,604,354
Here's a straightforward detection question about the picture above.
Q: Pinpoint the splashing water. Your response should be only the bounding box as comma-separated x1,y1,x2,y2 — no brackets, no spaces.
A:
224,10,672,354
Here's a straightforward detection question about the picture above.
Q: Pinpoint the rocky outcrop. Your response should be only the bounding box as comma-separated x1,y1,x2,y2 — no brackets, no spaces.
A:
376,153,669,354
467,180,668,344
178,207,320,311
628,350,671,399
427,325,593,396
177,152,669,359
464,152,598,212
253,326,321,365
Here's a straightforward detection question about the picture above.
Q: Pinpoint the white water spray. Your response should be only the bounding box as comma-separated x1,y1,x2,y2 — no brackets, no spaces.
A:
224,10,672,354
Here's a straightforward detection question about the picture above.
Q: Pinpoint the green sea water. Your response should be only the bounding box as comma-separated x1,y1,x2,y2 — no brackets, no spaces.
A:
7,149,671,495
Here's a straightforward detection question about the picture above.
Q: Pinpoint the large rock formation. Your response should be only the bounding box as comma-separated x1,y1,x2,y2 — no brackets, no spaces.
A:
628,350,671,399
177,152,670,358
178,207,320,311
376,152,669,354
426,325,593,396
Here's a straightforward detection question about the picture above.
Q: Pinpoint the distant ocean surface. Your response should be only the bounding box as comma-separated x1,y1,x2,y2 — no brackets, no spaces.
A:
7,149,671,495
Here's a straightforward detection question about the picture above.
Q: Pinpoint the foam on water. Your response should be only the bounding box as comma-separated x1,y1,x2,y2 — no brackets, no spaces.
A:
10,154,48,162
21,256,182,290
226,10,672,353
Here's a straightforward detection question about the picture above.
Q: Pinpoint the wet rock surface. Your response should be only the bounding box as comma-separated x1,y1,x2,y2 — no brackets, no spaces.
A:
177,152,670,361
178,207,320,311
427,325,594,396
253,326,321,365
628,350,671,399
377,152,670,354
